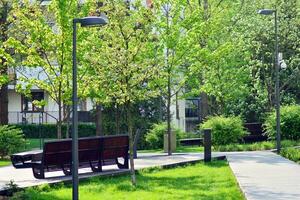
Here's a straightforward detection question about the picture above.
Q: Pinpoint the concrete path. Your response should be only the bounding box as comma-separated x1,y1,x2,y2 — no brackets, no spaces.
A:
1,151,300,200
0,153,205,192
226,151,300,200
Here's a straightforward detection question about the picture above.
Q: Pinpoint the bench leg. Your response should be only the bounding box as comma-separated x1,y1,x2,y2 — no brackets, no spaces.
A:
32,164,45,179
62,164,72,176
11,156,19,168
90,160,102,172
116,155,129,169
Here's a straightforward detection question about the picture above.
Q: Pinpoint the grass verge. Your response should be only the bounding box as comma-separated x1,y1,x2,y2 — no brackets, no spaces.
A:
11,160,244,200
0,159,10,167
214,140,300,152
280,147,300,164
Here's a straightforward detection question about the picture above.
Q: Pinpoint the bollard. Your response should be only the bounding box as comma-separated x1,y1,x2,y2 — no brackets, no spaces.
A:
204,129,212,162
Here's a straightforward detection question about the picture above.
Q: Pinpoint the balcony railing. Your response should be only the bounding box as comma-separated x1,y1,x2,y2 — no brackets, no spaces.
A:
8,111,94,124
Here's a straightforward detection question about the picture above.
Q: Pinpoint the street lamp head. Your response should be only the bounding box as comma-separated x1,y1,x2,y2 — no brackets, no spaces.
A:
257,9,275,15
77,16,108,27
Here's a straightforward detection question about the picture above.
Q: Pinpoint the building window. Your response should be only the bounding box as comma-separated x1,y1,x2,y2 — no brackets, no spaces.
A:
22,92,44,112
185,99,199,118
78,100,87,111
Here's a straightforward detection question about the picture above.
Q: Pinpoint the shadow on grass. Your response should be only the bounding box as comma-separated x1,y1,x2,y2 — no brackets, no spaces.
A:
12,160,242,200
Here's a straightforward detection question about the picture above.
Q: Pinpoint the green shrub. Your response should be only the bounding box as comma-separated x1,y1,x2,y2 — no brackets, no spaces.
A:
264,105,300,140
200,116,247,145
14,123,96,138
0,125,25,158
145,122,185,149
280,148,300,163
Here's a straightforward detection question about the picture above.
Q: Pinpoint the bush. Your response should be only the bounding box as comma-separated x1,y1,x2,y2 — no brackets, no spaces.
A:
145,122,185,149
0,125,25,158
280,148,300,163
14,123,97,138
200,116,247,145
264,105,300,140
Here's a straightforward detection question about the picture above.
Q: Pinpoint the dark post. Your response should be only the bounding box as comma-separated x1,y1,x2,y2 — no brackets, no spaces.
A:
257,9,281,153
72,19,79,200
274,10,281,153
203,129,212,162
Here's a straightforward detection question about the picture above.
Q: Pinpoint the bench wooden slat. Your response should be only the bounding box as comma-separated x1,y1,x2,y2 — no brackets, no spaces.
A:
31,135,129,179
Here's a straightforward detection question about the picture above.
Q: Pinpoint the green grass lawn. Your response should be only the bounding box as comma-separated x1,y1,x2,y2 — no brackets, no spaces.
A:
23,138,54,151
0,159,10,167
12,161,244,200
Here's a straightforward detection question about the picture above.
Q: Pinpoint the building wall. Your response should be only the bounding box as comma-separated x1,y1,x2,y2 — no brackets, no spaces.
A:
8,90,22,124
8,90,95,124
170,98,186,132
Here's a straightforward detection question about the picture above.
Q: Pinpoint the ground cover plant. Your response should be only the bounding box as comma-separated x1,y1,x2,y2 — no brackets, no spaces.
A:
214,140,300,152
11,160,244,200
138,140,300,153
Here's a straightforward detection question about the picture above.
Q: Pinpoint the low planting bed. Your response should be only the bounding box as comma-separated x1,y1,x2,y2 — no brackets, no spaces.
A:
11,160,245,200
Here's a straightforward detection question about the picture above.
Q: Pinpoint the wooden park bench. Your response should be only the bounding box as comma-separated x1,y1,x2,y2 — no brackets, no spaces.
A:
11,149,43,169
179,138,203,146
243,123,268,143
31,135,129,179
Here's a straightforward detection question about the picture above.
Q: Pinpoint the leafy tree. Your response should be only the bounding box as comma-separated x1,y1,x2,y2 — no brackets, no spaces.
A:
184,0,251,116
6,0,95,138
85,0,160,185
231,0,300,121
152,0,191,155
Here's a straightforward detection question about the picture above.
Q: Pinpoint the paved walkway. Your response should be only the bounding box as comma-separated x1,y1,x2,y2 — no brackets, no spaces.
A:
226,151,300,200
1,151,300,200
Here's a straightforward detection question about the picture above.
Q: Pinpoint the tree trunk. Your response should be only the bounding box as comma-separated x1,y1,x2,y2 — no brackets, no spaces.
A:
203,0,209,19
95,104,103,136
57,101,62,139
167,69,172,156
200,92,209,122
0,1,9,125
127,103,136,186
159,97,163,121
166,31,172,156
115,104,120,135
0,84,8,125
65,105,71,138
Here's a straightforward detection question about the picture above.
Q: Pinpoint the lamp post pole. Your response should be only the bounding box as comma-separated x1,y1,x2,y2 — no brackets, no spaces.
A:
258,9,281,153
274,10,281,153
72,19,79,200
72,16,107,200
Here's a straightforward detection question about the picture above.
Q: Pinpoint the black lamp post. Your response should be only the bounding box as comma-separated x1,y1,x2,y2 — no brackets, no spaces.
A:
258,9,281,153
72,16,107,200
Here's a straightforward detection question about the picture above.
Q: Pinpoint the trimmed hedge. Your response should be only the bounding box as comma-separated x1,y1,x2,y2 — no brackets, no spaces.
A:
264,105,300,140
200,116,247,145
14,123,96,138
